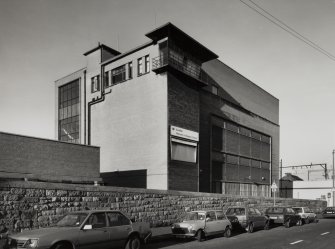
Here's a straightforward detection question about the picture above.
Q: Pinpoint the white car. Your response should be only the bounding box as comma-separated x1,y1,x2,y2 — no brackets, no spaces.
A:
292,207,317,224
171,210,232,241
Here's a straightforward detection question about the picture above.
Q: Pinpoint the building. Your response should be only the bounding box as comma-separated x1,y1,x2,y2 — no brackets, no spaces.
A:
55,23,279,196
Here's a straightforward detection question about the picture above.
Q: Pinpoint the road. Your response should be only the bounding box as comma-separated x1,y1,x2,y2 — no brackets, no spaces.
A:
145,219,335,249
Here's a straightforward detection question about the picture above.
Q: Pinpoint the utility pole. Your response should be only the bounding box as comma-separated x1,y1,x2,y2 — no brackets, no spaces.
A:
333,150,335,206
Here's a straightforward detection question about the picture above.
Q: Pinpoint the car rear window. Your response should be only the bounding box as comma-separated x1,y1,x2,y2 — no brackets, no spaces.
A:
267,207,284,213
325,207,335,211
226,208,245,215
293,208,302,213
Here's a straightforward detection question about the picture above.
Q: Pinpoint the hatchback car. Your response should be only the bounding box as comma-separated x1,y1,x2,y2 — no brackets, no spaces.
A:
265,207,302,228
225,206,269,233
3,210,151,249
292,207,317,224
322,207,335,218
171,210,232,241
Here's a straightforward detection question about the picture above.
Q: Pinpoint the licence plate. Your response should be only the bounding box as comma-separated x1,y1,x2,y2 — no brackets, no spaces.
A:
327,212,333,214
270,216,277,219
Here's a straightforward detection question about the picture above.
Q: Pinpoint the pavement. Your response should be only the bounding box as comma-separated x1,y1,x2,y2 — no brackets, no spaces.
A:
150,226,172,241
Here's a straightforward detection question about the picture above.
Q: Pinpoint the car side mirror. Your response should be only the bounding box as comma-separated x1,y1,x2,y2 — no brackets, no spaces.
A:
130,218,136,223
83,224,92,230
206,217,210,222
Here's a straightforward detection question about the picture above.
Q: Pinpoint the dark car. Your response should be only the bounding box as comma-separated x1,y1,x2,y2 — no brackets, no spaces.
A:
225,206,269,233
322,207,335,218
265,207,302,228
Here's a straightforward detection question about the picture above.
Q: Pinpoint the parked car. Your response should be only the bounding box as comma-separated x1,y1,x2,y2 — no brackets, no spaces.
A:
292,207,317,224
322,206,335,218
225,206,269,233
3,210,151,249
171,210,232,241
265,207,302,228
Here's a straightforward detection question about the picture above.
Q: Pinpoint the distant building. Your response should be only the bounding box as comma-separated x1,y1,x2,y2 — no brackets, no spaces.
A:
279,173,303,198
55,23,279,196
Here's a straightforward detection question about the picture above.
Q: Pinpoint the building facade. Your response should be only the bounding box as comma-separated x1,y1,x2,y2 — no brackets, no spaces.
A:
55,23,279,196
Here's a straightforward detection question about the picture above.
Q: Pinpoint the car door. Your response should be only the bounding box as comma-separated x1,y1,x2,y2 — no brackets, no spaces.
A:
254,208,266,228
79,212,110,249
216,211,229,232
205,211,221,235
105,212,132,248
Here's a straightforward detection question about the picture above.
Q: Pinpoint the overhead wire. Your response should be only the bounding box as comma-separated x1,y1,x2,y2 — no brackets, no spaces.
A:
240,0,335,61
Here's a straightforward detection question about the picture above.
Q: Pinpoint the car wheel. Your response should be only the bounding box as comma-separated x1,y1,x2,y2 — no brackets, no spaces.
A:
296,219,302,226
305,218,310,224
196,230,205,242
53,243,72,249
285,219,291,228
125,234,141,249
224,227,232,238
246,222,254,233
264,220,270,230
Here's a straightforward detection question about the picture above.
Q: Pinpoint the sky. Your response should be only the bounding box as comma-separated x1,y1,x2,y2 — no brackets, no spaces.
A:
0,0,335,173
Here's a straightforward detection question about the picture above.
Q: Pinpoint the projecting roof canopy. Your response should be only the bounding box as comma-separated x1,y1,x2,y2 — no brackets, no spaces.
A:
146,22,218,62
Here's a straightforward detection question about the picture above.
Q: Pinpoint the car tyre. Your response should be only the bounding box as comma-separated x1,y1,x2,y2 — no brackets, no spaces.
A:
296,219,302,226
125,234,141,249
224,227,232,238
285,219,291,228
196,230,205,242
53,243,72,249
305,218,310,224
264,220,270,230
246,222,254,233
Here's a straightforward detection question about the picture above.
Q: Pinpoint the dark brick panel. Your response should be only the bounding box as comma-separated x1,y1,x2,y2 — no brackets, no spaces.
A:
0,132,100,182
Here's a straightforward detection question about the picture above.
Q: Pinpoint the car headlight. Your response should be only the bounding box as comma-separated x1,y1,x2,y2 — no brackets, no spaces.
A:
25,239,39,248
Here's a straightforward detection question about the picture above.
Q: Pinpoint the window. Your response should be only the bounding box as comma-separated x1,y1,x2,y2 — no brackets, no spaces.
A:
138,58,143,75
91,75,100,93
85,213,106,228
211,85,218,95
171,138,197,163
112,65,126,84
58,80,80,143
145,55,150,73
128,62,133,79
216,211,225,220
104,71,110,87
107,212,130,227
206,211,216,221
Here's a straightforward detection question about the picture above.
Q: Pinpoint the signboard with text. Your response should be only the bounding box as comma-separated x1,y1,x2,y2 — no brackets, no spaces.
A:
170,126,199,141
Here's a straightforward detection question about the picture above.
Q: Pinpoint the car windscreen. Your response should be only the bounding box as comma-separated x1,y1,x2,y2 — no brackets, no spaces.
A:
184,212,206,221
56,213,88,227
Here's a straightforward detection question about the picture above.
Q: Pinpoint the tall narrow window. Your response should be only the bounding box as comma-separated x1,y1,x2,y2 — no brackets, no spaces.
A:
128,62,133,79
91,76,100,93
104,71,110,87
58,80,80,143
138,58,143,76
144,55,150,73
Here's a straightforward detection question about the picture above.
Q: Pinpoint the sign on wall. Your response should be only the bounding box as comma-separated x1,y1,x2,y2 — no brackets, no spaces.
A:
170,126,199,141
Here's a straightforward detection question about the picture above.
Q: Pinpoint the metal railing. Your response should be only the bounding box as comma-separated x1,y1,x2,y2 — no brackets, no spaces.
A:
152,54,209,84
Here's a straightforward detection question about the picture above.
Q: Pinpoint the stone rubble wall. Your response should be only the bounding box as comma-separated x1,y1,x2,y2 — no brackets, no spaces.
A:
0,181,326,233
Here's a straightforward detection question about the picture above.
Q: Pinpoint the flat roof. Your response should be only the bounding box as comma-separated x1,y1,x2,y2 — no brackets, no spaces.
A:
84,43,121,56
146,22,218,62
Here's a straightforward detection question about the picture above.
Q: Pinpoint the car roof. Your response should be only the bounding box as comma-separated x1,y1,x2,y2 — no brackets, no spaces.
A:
69,210,121,214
